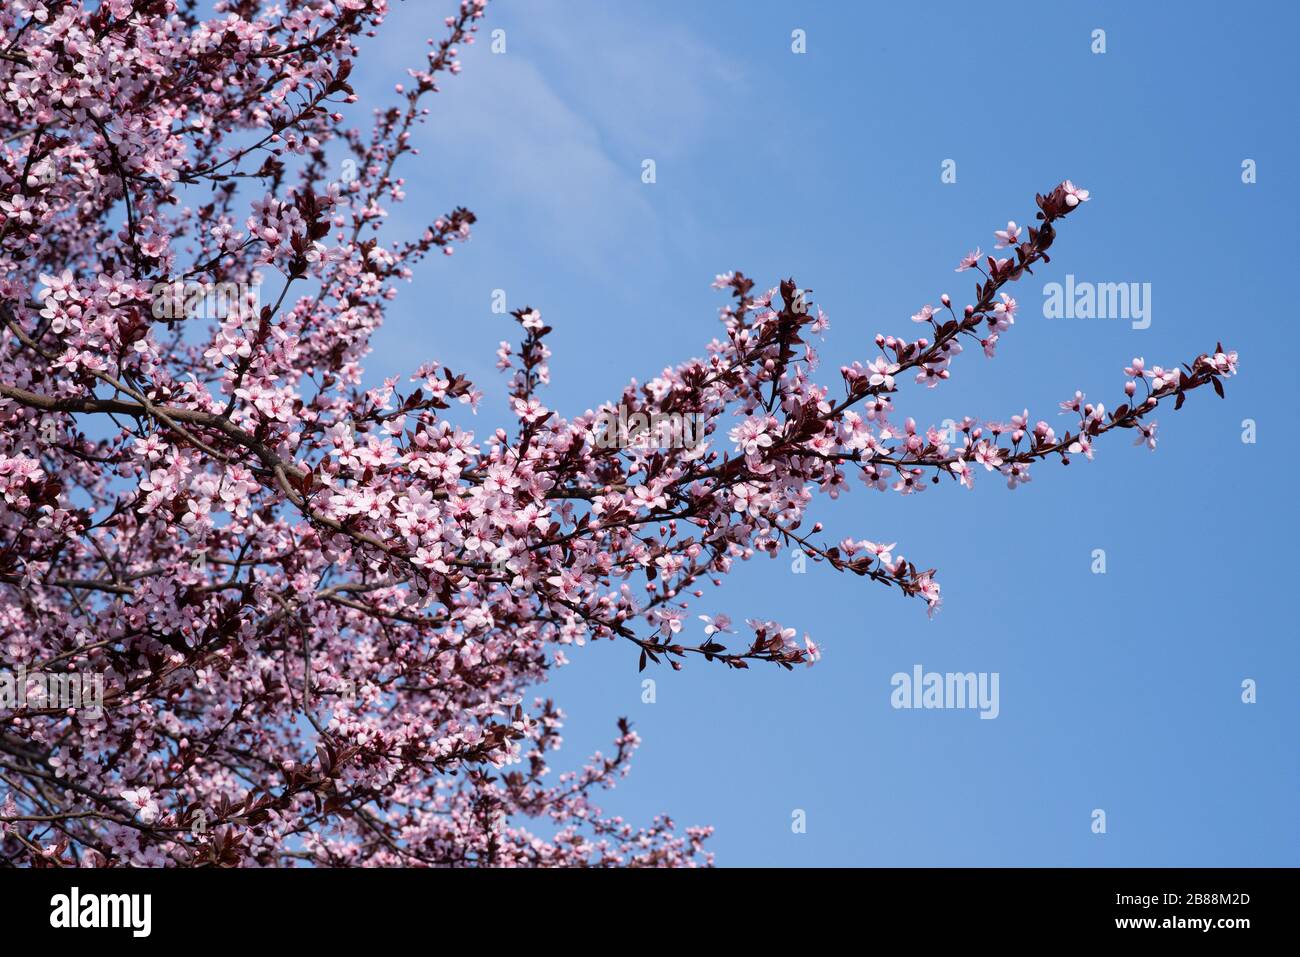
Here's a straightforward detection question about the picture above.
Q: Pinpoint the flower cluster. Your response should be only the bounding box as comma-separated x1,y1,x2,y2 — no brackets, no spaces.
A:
0,1,1232,868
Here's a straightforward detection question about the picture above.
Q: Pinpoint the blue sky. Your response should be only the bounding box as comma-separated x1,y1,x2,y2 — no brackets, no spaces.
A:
348,0,1298,865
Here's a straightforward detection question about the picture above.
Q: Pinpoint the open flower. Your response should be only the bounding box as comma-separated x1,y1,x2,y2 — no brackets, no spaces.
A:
121,788,160,825
993,221,1021,249
1062,180,1090,206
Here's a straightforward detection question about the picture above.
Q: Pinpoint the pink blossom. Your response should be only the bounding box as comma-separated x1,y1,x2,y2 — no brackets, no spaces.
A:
699,614,733,636
121,788,160,825
993,221,1022,249
973,441,1004,471
1062,180,1090,206
1001,462,1032,489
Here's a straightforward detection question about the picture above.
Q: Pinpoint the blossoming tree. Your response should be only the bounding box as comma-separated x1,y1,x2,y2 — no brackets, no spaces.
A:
0,0,1236,867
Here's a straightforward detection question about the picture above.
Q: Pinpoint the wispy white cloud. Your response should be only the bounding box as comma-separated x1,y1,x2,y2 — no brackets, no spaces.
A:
507,1,745,161
354,1,742,272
